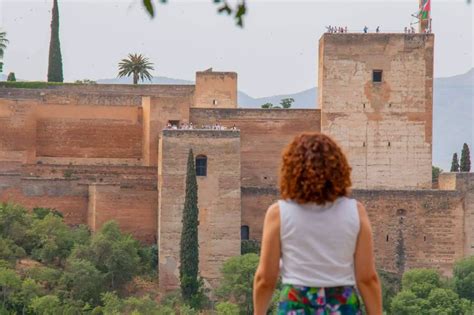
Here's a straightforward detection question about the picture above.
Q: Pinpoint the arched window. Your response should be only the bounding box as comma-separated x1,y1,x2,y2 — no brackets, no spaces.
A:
241,225,250,240
195,155,207,177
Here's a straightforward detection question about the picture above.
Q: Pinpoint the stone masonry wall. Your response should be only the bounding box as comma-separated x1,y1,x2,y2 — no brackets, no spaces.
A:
241,186,467,276
319,34,434,189
88,184,157,243
190,108,321,188
158,130,241,292
194,71,237,108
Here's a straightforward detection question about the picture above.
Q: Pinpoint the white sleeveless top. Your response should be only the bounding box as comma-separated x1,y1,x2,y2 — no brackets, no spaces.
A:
278,197,360,287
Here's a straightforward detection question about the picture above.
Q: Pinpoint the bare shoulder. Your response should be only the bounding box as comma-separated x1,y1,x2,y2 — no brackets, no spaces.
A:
265,202,280,222
356,200,369,222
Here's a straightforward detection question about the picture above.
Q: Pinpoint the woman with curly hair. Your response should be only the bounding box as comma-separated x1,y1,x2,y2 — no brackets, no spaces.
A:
253,133,382,314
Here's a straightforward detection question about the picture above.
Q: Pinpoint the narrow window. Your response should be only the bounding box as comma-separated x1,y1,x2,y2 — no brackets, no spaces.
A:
363,141,366,147
241,225,250,240
386,234,389,242
373,70,383,83
212,99,218,105
195,155,207,177
388,141,391,147
423,236,426,242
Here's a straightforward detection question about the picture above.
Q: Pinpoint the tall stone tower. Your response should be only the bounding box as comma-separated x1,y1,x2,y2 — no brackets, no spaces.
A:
319,33,434,189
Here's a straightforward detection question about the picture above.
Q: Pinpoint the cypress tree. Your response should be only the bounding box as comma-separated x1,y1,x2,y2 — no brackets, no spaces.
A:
450,153,460,172
47,0,63,82
460,143,471,172
180,149,201,306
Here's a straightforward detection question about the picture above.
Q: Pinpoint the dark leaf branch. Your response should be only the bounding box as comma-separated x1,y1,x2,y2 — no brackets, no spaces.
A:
142,0,247,27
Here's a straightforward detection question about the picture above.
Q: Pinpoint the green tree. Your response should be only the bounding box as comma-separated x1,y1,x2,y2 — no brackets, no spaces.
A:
453,256,474,301
450,153,460,172
118,53,154,84
261,103,281,109
401,268,441,299
390,290,423,315
0,238,26,263
280,97,294,109
216,301,240,315
180,149,202,308
29,295,62,315
71,221,140,290
0,267,21,308
14,278,41,315
30,214,77,265
217,253,259,314
0,30,8,73
460,143,471,172
32,207,63,220
432,166,442,182
47,0,63,82
0,203,33,253
6,72,15,82
378,270,401,313
427,288,471,315
26,266,62,291
241,239,260,255
59,259,104,305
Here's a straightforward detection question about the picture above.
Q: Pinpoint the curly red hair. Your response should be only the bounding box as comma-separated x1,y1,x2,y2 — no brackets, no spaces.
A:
279,133,352,204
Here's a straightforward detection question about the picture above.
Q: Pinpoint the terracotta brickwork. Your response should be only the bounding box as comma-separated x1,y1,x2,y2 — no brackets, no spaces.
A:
0,40,472,295
241,174,473,276
190,108,321,188
88,184,157,243
319,34,434,189
194,70,237,108
158,130,241,292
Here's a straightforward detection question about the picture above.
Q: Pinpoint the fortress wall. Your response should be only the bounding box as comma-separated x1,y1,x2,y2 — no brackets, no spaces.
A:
0,99,145,166
143,94,193,166
0,84,195,101
158,130,241,292
354,189,464,277
194,71,237,108
190,108,321,188
0,175,89,225
439,173,474,256
319,34,434,189
19,164,157,186
35,104,143,163
0,164,157,238
241,187,465,276
88,184,157,243
0,100,37,163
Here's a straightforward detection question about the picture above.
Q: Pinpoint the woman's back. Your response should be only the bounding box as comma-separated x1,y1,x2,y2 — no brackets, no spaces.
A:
279,197,360,288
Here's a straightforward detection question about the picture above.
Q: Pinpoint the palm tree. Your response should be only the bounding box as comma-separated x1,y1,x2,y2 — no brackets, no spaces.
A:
0,31,9,59
118,53,154,84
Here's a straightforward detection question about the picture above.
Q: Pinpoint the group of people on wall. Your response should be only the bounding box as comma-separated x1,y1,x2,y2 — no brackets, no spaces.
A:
164,122,238,131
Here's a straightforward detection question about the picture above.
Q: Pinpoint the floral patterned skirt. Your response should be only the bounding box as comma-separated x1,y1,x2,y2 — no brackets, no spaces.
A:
278,284,362,315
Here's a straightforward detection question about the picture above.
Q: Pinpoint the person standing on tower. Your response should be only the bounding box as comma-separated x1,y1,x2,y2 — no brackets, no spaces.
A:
363,26,368,33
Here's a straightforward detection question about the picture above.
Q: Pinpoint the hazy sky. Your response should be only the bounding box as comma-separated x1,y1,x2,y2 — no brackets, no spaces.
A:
1,0,473,97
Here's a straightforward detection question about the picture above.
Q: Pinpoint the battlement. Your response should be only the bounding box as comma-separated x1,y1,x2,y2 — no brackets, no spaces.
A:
194,69,238,108
162,129,240,138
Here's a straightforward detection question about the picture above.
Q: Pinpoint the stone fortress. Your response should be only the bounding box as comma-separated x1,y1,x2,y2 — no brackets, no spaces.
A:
0,32,473,294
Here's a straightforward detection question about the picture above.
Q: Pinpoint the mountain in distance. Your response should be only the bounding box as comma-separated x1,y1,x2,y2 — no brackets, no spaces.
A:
97,76,193,85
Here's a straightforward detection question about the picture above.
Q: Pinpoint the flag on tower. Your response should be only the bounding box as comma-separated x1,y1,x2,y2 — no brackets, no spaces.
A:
420,0,431,19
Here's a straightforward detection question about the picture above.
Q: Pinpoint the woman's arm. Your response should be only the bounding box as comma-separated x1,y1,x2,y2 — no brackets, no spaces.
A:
253,203,281,315
354,201,383,315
